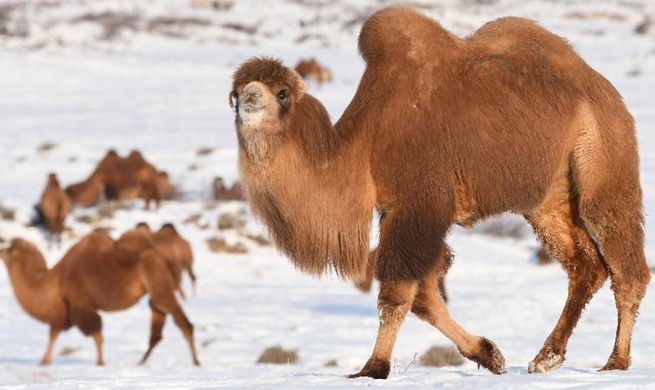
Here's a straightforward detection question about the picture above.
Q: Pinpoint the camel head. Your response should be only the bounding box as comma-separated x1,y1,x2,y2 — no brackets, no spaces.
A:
231,57,307,164
0,238,46,270
47,173,60,187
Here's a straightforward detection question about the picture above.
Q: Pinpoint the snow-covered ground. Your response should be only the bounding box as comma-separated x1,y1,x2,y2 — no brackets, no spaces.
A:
1,0,655,388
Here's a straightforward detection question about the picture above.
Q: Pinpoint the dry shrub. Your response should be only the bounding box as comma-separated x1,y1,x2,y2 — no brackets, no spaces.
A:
222,22,257,35
188,164,199,171
324,359,338,367
201,338,217,348
96,203,117,219
242,233,271,247
0,3,29,38
207,237,248,254
564,11,627,21
196,147,214,156
58,346,81,356
418,345,464,367
218,213,236,230
75,214,96,224
0,204,15,221
0,236,5,244
257,346,299,364
147,16,210,38
635,17,653,35
37,141,57,152
185,214,210,229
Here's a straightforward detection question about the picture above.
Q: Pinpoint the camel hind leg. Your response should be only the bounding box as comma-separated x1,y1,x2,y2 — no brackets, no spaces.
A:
571,104,650,370
524,174,608,373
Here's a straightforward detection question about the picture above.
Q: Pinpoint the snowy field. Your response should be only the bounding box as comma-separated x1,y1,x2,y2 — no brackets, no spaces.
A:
1,0,655,388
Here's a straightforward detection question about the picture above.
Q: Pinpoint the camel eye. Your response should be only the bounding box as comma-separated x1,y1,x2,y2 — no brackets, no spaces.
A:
277,90,288,102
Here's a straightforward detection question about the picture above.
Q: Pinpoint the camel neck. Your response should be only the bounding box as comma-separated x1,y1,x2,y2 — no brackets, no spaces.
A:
7,262,61,324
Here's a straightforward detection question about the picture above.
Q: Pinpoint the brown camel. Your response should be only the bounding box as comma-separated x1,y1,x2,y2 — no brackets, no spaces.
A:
214,177,245,201
0,233,199,366
294,58,333,83
230,7,649,379
66,150,169,209
38,173,70,249
136,222,197,296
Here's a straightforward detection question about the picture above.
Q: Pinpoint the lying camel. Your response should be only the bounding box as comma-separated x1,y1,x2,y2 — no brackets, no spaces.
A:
38,173,70,249
230,6,649,379
0,233,199,366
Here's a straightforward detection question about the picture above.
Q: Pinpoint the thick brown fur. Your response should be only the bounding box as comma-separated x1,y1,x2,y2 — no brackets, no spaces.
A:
294,58,333,83
232,6,649,379
39,173,70,248
0,234,199,366
355,247,448,303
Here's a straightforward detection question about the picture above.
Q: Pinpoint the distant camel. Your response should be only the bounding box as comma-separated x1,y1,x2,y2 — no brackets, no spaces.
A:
38,173,70,249
294,58,332,83
213,177,245,201
0,233,199,366
66,150,172,209
230,6,649,379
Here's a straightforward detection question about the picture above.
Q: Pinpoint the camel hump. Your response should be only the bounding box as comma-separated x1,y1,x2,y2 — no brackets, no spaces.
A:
358,6,458,65
472,16,574,53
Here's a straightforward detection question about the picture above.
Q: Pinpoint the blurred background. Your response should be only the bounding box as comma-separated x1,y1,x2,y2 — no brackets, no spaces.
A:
1,0,655,388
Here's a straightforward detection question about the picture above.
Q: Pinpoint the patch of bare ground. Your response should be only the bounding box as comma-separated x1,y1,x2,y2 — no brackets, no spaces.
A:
564,11,627,21
241,232,271,247
207,237,248,254
37,141,56,152
0,204,15,221
72,12,140,41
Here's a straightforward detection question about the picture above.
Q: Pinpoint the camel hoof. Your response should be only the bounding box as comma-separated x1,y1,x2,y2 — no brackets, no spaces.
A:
347,358,390,379
599,356,630,371
462,337,506,375
528,346,564,374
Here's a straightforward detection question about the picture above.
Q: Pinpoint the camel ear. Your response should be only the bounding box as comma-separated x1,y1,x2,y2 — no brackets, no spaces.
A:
291,70,306,101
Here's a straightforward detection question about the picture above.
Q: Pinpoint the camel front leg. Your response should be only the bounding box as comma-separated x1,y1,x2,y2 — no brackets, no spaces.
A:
93,332,105,366
348,279,419,379
40,327,61,365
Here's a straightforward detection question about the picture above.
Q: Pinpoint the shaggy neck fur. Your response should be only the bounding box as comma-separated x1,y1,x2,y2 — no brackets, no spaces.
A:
5,256,63,324
239,94,376,281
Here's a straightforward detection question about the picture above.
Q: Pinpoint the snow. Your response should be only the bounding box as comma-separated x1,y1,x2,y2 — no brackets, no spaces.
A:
1,0,655,388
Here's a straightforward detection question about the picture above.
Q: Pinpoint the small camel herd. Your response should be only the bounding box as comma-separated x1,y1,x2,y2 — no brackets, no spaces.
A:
37,149,244,248
0,5,651,381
